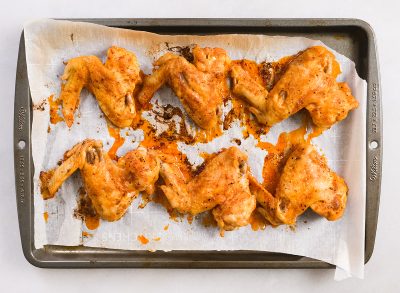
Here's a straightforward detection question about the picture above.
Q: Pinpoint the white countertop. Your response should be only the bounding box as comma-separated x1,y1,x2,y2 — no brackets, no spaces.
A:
0,0,397,292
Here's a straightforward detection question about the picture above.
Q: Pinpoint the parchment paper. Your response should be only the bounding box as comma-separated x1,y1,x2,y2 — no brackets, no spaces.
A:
24,19,366,279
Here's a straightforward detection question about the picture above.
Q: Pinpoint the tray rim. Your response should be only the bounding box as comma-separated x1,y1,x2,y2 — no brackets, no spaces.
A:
14,18,382,269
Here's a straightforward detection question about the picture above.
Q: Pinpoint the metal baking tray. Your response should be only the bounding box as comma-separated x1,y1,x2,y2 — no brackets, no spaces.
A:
14,18,382,268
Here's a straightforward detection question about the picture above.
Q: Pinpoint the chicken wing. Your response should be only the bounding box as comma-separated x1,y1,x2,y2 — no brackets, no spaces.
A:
255,143,348,225
231,46,359,129
40,140,160,221
60,46,142,128
138,46,231,130
159,147,256,232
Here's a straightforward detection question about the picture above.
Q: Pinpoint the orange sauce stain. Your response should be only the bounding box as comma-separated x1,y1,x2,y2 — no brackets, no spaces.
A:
43,212,49,223
153,237,161,241
40,170,55,199
137,234,149,245
249,210,268,231
187,214,194,225
138,192,152,209
258,123,307,194
192,125,223,144
82,231,93,237
48,95,64,124
85,215,100,230
306,126,326,143
107,124,125,160
163,224,169,231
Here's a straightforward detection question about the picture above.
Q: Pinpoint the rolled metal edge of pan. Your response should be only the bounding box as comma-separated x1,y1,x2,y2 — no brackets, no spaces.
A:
14,32,42,267
356,19,382,265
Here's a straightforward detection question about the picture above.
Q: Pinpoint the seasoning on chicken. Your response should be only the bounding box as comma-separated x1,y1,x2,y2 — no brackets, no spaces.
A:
159,147,256,233
60,46,142,128
254,143,348,226
40,140,160,221
138,46,231,130
231,46,358,129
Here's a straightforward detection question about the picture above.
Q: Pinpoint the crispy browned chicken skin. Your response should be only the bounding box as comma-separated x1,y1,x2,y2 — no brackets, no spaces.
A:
159,147,256,231
138,46,231,129
40,140,159,221
231,46,359,129
252,143,348,225
60,46,142,128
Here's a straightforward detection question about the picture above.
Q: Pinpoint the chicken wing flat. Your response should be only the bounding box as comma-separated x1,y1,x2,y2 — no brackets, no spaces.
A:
231,46,359,129
60,46,142,128
40,140,160,221
255,143,348,225
159,147,256,232
138,46,231,130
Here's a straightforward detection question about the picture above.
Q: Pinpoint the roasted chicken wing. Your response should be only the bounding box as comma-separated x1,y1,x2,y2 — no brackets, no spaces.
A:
231,46,359,129
60,46,142,128
255,143,348,225
40,140,160,221
138,46,231,129
159,147,256,232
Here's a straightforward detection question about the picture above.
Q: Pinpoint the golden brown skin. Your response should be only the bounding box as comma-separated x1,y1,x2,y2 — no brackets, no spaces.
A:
138,46,231,129
231,59,269,115
60,46,142,128
248,174,282,226
231,46,359,129
159,147,256,231
40,140,160,221
255,143,348,226
275,143,348,224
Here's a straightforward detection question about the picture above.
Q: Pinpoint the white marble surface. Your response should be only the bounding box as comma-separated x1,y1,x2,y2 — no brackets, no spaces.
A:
0,0,396,292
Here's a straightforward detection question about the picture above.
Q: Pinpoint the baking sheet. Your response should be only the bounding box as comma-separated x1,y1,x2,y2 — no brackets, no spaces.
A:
24,19,366,279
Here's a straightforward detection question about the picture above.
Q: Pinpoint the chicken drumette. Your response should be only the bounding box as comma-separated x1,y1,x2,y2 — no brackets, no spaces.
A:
60,46,142,128
159,147,256,232
231,46,359,129
40,139,159,221
138,46,231,130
